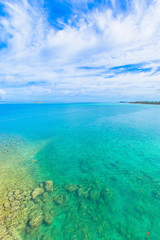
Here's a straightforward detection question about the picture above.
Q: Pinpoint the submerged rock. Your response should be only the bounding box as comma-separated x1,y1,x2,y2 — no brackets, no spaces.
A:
44,181,53,192
22,191,30,197
14,190,20,196
65,184,78,193
8,227,23,240
77,188,89,198
8,191,13,198
8,196,14,202
3,202,10,210
4,236,14,240
0,206,3,215
42,192,48,203
29,210,43,228
14,194,23,201
42,203,53,215
10,206,20,213
44,213,54,225
0,225,8,239
11,200,20,208
53,195,66,205
32,187,44,200
0,179,56,239
101,188,112,200
25,195,31,201
89,189,100,201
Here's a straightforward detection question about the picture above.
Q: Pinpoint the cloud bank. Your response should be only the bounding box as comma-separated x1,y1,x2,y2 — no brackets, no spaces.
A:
0,0,160,102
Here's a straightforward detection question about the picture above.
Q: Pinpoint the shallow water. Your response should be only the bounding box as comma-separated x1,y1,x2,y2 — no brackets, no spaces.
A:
0,103,160,239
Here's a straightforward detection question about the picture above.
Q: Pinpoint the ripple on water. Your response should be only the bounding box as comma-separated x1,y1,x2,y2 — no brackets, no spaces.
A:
1,133,160,240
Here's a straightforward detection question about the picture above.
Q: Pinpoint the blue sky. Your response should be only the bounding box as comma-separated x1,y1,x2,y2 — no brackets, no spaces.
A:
0,0,160,102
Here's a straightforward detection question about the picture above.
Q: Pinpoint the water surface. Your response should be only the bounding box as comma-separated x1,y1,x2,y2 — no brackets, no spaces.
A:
0,103,160,239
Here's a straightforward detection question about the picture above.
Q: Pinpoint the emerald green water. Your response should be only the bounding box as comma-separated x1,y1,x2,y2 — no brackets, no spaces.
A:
0,103,160,239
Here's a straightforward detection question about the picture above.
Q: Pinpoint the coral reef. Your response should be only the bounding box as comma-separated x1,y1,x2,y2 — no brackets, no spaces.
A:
0,133,114,240
32,187,44,200
29,210,43,228
64,184,78,193
44,181,53,193
0,178,113,239
0,180,55,239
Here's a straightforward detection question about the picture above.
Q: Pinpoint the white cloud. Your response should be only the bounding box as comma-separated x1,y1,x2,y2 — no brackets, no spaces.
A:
0,89,6,99
0,0,160,102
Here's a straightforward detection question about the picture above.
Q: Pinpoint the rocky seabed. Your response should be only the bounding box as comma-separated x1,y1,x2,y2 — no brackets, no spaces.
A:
0,180,112,240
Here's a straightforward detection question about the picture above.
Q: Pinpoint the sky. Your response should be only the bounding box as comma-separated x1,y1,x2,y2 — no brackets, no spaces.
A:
0,0,160,102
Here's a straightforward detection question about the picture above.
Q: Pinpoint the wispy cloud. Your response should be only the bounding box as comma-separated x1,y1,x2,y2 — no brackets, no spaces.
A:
0,0,160,102
0,88,6,99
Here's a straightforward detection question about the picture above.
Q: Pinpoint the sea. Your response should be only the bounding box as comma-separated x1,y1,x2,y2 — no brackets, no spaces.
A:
0,103,160,240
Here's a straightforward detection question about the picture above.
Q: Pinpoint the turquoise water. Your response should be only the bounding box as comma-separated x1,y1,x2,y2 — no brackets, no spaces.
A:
0,103,160,239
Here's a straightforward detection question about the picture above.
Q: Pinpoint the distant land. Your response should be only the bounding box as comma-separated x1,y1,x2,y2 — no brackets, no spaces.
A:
129,101,160,105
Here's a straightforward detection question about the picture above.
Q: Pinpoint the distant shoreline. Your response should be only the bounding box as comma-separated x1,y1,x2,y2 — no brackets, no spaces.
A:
129,101,160,105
